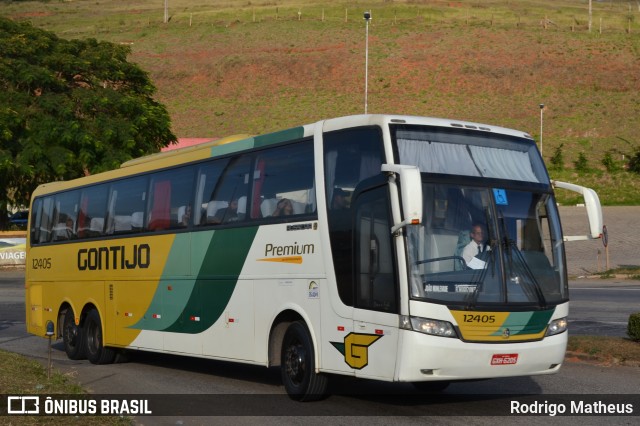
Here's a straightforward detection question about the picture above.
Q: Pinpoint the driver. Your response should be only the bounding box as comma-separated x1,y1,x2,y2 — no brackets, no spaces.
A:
462,223,489,267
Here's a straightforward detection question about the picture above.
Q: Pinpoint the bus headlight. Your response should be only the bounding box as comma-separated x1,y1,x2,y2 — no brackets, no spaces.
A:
546,317,568,336
400,315,457,338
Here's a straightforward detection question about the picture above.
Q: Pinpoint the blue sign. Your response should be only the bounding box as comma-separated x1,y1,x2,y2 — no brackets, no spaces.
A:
493,189,508,205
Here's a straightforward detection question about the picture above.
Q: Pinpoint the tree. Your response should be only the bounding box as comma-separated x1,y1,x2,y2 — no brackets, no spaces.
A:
0,17,176,228
601,150,621,173
549,144,564,171
615,136,640,175
573,152,589,172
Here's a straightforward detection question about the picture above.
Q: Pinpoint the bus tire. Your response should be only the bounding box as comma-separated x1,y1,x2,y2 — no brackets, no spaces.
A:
280,321,328,401
412,381,450,393
62,308,86,360
84,309,116,365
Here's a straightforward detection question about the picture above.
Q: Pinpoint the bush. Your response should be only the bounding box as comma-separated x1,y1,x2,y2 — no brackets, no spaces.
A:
628,312,640,341
574,152,589,172
602,151,621,172
628,149,640,174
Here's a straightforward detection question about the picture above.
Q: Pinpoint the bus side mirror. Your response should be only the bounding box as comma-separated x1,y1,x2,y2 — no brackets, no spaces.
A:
381,164,423,234
551,180,603,241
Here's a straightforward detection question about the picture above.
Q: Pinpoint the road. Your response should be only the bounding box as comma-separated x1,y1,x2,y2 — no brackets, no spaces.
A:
569,280,640,337
1,269,639,423
560,206,639,277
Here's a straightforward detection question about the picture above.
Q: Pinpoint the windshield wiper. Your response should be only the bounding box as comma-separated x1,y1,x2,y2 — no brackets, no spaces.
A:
497,212,547,309
504,239,547,308
464,244,495,309
497,214,546,308
465,207,496,310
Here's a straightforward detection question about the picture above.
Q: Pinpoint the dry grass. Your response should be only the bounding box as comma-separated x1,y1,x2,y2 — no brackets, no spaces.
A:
0,349,130,425
567,335,640,367
2,0,640,204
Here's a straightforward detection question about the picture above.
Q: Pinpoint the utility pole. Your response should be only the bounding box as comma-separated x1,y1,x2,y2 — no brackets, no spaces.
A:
164,0,169,24
539,104,545,155
364,11,371,114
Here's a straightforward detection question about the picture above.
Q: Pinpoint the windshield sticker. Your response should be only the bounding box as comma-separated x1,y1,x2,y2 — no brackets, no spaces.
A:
493,189,508,205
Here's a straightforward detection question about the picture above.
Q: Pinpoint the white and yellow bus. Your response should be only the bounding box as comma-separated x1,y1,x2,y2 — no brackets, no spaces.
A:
26,114,602,400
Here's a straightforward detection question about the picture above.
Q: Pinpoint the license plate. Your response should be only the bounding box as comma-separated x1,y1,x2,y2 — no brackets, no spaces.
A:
491,354,518,365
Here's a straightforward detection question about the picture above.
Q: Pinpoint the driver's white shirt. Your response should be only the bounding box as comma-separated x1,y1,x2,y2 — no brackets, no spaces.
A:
462,240,488,265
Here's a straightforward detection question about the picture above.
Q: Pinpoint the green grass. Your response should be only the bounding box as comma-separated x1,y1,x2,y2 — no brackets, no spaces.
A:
551,169,640,205
2,0,640,204
594,265,640,279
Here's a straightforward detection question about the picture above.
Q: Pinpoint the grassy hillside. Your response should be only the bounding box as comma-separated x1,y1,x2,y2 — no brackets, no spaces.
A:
2,0,640,204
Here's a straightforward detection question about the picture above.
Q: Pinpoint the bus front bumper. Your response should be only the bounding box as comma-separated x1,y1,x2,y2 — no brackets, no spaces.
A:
395,329,567,382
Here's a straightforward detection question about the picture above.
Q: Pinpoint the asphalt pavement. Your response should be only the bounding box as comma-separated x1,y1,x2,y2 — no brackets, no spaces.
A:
560,206,639,277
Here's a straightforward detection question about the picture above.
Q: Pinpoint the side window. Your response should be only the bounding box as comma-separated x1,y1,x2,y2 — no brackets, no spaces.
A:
324,127,383,213
355,187,398,313
51,191,80,241
30,198,44,244
202,156,251,225
108,176,148,234
148,167,195,230
252,140,315,219
77,183,110,239
194,159,228,226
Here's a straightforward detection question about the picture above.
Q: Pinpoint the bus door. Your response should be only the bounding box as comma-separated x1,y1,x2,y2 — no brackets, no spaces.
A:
351,186,400,380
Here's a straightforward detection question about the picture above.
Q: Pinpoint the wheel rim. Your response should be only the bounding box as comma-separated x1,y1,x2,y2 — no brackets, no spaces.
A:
284,339,307,387
86,320,99,356
64,316,79,349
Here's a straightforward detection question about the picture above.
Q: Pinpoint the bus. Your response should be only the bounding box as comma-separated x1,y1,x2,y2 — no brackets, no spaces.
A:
25,114,602,401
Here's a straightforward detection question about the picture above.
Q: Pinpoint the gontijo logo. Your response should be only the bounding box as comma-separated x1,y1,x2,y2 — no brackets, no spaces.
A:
77,244,150,271
330,333,382,369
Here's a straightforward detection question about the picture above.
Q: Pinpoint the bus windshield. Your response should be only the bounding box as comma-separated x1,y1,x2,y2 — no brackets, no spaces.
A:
406,184,567,308
391,124,567,309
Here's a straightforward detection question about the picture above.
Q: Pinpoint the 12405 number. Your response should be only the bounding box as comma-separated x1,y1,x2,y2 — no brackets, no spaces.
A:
463,314,496,323
32,258,52,269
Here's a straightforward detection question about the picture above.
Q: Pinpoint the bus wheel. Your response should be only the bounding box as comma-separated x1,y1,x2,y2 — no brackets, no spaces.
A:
62,308,86,360
84,309,116,365
412,381,450,393
280,321,328,401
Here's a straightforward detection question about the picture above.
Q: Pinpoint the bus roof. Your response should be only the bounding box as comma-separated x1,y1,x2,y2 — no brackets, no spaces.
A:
30,114,534,197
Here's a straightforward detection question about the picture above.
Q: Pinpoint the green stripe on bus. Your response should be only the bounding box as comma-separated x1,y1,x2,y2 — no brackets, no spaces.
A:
210,137,255,157
208,126,304,158
490,309,554,337
130,234,194,331
519,309,554,334
253,127,304,148
131,227,258,333
164,226,259,333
